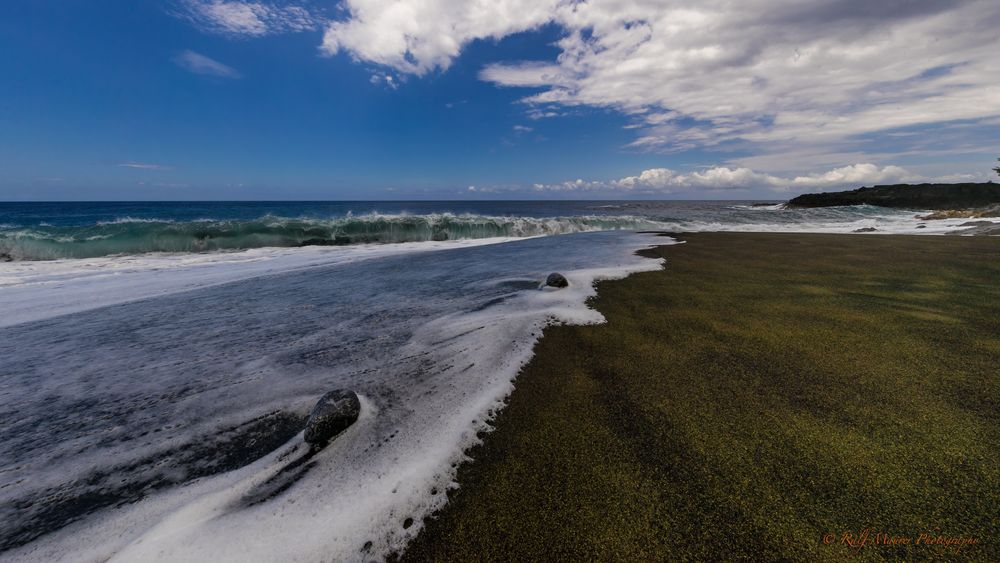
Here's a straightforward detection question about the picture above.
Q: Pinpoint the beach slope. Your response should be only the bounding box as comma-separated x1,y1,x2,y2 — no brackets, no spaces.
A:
402,233,999,561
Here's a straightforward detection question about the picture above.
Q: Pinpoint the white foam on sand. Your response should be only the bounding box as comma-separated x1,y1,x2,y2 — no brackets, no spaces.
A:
126,267,660,562
2,232,668,563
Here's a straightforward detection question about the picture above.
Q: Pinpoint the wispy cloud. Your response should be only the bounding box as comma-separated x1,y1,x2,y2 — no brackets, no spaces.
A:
320,0,1000,169
369,71,401,89
173,50,241,78
512,125,533,133
177,1,324,37
118,162,171,170
136,181,192,188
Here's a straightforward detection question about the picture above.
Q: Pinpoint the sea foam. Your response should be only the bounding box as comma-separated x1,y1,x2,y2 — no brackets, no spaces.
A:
0,237,518,328
0,231,668,562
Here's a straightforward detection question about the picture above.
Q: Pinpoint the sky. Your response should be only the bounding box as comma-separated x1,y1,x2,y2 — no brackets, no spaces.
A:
1,0,999,200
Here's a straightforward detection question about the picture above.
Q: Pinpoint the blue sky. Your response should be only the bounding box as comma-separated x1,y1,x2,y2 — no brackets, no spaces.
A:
1,0,998,200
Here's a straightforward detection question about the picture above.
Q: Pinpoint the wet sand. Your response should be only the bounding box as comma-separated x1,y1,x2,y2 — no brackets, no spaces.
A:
401,233,999,561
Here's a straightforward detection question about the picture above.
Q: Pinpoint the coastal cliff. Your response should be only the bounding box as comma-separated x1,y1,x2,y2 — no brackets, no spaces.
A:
787,182,1000,209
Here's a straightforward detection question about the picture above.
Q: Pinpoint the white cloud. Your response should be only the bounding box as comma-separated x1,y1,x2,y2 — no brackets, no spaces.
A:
179,1,323,37
512,125,533,133
480,62,568,88
526,107,565,120
319,0,1000,166
173,50,242,78
320,0,560,74
369,71,401,89
785,164,918,190
533,163,922,193
118,162,171,170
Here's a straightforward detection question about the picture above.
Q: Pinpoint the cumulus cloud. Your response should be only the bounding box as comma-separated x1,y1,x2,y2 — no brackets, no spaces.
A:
533,163,921,193
320,0,560,74
178,0,323,37
319,0,1000,163
173,50,241,78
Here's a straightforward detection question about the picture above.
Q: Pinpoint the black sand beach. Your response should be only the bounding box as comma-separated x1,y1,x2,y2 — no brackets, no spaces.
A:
402,233,999,561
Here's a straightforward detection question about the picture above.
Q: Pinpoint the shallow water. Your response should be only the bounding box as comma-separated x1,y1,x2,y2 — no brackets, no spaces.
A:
1,230,665,561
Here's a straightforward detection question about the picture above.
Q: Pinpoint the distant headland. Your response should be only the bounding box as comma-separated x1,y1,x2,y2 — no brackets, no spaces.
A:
787,182,1000,210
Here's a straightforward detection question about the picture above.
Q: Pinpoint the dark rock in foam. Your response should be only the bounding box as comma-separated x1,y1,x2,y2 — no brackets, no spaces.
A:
545,272,569,288
852,227,878,233
304,390,361,446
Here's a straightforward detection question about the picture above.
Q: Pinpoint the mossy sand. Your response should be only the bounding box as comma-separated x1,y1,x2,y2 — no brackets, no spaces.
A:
402,233,999,561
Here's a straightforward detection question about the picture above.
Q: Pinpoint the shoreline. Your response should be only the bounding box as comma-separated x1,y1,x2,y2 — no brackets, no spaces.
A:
400,232,999,561
0,230,664,561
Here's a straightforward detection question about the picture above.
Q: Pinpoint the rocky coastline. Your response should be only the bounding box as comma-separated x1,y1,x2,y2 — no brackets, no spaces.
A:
787,182,1000,210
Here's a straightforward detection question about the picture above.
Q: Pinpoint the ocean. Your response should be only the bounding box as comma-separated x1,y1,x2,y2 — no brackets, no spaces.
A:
0,199,974,262
0,201,975,561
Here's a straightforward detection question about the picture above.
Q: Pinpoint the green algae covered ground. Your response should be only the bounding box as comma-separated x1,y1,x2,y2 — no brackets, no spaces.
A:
401,233,999,562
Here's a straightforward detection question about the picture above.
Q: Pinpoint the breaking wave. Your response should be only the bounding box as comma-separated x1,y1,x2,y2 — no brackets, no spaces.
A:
0,214,668,261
